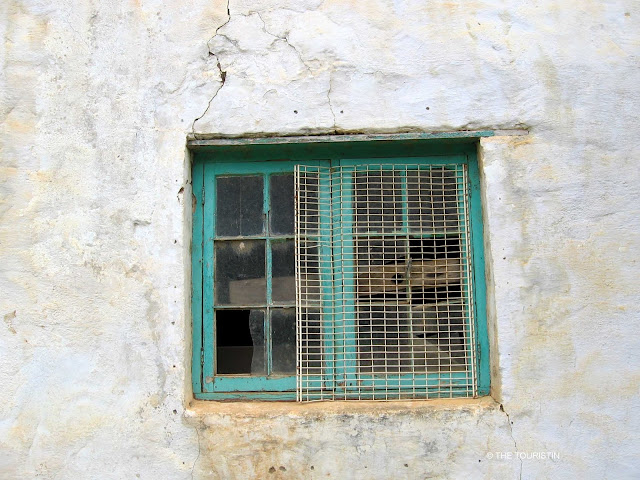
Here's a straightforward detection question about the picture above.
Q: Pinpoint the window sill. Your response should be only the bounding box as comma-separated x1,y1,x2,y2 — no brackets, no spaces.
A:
185,395,498,419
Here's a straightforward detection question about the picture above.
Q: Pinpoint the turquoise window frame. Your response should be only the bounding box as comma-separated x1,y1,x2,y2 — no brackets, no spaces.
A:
191,138,489,401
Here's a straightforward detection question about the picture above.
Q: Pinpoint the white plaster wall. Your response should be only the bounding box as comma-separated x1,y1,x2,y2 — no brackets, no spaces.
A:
1,0,639,478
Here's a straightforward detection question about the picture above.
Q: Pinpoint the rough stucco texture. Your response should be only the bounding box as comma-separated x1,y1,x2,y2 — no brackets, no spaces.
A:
1,0,639,478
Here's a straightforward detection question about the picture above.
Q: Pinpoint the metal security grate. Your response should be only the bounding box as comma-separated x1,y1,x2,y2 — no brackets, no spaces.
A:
295,164,477,401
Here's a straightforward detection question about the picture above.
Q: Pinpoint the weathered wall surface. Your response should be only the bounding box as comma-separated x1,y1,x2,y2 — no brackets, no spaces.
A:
1,0,639,478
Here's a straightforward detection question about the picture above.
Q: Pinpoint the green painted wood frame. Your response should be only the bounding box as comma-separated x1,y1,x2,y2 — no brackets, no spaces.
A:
334,158,465,397
201,160,328,396
191,138,489,400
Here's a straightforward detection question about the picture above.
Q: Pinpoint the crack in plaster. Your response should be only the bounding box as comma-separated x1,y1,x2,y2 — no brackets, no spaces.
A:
327,70,337,132
190,423,201,479
192,3,332,137
500,403,522,480
252,11,312,74
190,57,226,137
191,0,231,136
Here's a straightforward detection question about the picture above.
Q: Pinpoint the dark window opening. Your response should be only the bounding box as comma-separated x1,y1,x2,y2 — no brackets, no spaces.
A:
216,309,265,375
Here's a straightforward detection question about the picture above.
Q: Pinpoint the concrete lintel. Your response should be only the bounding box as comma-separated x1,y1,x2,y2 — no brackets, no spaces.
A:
187,129,529,147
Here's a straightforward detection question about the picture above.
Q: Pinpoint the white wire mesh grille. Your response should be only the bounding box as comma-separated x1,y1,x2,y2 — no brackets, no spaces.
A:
295,164,476,401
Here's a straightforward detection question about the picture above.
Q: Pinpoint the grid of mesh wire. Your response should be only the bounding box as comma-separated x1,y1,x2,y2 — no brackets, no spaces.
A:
295,164,476,401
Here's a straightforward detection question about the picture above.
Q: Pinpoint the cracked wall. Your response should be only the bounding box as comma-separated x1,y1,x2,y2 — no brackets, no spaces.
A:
1,0,639,479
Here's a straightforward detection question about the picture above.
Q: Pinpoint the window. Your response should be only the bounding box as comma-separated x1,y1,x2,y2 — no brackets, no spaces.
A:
191,139,489,401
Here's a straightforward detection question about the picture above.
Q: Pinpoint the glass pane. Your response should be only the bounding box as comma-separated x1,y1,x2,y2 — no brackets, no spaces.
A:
270,174,294,235
354,170,402,234
299,309,322,374
216,176,264,236
216,309,265,375
271,308,296,374
407,168,459,233
298,243,320,304
215,240,266,306
410,302,467,371
297,170,320,235
357,305,410,374
357,303,467,375
272,240,295,303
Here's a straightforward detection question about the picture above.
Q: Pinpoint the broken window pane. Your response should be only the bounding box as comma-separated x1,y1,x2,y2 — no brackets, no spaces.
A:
272,239,295,304
271,308,296,374
270,174,294,235
216,309,265,375
216,176,264,236
215,240,266,306
409,236,461,260
356,238,409,300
